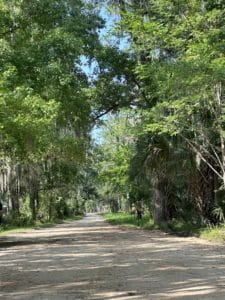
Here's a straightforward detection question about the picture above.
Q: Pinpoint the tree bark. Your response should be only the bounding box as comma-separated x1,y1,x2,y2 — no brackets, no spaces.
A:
9,163,20,215
28,164,40,221
153,177,167,224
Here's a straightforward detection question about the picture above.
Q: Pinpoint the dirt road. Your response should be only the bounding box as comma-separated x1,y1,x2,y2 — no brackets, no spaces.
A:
0,214,225,300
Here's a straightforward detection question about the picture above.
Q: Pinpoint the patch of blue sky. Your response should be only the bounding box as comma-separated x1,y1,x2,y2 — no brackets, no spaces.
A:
99,5,130,51
79,55,98,84
80,2,130,144
79,3,129,81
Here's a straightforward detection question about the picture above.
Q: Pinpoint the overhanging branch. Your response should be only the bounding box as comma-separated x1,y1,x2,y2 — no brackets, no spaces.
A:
180,134,223,181
92,103,120,122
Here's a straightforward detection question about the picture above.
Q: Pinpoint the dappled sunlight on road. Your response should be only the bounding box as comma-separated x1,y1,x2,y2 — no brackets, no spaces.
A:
0,214,225,299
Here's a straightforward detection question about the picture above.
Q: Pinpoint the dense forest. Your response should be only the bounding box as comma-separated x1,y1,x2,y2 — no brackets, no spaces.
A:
0,0,225,227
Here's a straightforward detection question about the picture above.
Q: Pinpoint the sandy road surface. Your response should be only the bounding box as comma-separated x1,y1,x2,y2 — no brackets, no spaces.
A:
0,214,225,300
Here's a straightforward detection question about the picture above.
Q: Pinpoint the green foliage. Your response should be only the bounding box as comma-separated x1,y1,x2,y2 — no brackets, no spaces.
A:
103,212,203,234
116,0,225,147
105,0,225,224
0,87,59,158
212,207,225,223
103,212,153,228
0,0,131,225
0,0,120,163
103,212,225,242
95,110,137,210
199,224,225,241
2,213,34,227
2,0,225,230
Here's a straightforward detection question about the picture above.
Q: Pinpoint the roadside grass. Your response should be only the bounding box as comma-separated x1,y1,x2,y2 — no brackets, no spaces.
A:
102,212,225,242
102,212,154,228
158,220,202,236
0,215,83,236
199,225,225,241
102,212,197,232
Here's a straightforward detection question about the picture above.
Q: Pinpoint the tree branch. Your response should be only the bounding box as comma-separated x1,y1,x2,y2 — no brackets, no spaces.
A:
180,134,223,181
92,103,120,122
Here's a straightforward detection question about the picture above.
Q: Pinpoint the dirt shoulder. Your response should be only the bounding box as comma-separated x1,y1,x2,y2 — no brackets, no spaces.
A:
0,214,225,299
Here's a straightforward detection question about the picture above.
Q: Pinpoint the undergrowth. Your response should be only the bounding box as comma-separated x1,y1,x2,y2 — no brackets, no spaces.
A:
102,212,225,242
0,215,83,236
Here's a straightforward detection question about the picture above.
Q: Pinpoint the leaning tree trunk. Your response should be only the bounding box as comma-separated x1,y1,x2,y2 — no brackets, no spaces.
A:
204,164,216,222
190,161,216,223
214,82,225,188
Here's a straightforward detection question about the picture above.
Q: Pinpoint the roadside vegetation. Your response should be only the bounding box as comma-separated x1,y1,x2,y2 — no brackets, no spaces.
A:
103,212,225,242
0,215,83,236
1,1,225,241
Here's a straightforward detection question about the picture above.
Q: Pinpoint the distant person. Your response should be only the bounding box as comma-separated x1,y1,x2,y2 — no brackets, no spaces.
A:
0,200,3,224
131,203,136,215
136,200,142,222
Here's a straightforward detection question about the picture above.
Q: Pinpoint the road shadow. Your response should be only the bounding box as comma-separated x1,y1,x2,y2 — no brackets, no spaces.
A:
0,214,225,299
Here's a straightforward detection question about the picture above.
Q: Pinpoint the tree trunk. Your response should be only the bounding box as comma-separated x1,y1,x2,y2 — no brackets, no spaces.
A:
190,161,216,223
214,82,225,188
9,163,20,215
204,165,215,221
48,195,54,221
28,164,40,221
153,177,167,224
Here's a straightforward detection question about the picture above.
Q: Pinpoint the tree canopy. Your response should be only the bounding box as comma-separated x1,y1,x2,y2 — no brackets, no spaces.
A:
1,0,225,227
